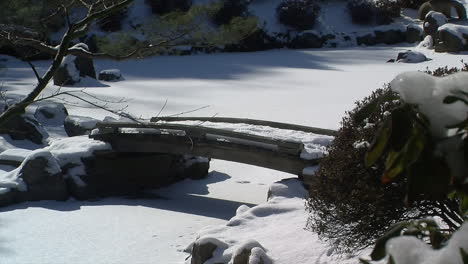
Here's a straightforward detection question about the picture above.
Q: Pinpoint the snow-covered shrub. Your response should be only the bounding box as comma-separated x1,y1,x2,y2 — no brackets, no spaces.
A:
306,65,467,254
211,0,250,26
145,0,192,15
364,66,468,263
276,0,321,30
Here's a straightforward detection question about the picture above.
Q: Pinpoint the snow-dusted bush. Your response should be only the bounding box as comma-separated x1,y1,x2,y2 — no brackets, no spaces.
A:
145,0,192,15
306,65,467,254
211,0,250,26
276,0,321,30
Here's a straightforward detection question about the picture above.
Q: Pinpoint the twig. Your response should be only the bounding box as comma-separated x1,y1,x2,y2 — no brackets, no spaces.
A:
163,105,210,118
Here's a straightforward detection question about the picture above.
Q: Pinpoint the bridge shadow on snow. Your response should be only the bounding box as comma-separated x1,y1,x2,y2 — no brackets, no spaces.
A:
0,171,254,220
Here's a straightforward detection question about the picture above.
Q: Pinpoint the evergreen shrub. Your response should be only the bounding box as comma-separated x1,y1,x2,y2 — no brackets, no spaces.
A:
276,0,321,30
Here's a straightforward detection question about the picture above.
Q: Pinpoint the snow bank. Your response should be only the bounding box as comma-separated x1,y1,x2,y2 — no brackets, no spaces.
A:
187,179,361,264
0,148,33,163
390,71,468,137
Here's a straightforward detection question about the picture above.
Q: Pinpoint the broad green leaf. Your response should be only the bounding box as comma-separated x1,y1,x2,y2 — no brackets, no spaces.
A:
370,222,409,260
365,117,392,167
382,151,404,183
359,258,372,264
388,255,396,264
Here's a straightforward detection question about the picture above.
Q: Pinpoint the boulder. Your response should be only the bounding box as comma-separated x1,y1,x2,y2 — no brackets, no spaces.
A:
64,115,99,136
53,43,96,86
436,24,468,52
190,240,220,264
17,150,68,202
0,115,47,145
98,69,123,82
34,102,69,126
406,24,424,43
396,50,430,63
424,11,447,36
184,156,211,180
232,241,270,264
288,32,323,49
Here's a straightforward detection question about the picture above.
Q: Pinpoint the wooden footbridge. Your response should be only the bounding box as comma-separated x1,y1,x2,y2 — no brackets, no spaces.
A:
89,117,337,177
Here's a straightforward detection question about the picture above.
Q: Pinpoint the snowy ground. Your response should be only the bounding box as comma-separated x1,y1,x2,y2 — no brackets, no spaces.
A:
0,45,467,263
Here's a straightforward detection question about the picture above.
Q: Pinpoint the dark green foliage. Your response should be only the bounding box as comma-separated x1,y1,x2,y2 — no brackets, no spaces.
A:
375,0,402,25
211,0,249,26
145,0,192,15
0,0,76,34
347,0,374,24
399,0,426,9
97,8,128,32
276,0,321,30
347,0,401,25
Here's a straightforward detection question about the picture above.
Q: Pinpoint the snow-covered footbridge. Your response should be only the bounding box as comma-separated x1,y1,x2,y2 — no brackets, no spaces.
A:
90,117,337,178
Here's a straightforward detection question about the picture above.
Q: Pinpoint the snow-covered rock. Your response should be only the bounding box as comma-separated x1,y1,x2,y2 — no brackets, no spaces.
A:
424,11,447,36
396,50,430,63
98,69,123,82
34,102,69,126
0,114,48,145
437,23,468,52
53,43,97,86
0,149,67,206
64,115,99,136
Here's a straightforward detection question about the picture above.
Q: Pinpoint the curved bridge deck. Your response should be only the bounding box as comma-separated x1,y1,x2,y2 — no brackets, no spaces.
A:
90,120,333,177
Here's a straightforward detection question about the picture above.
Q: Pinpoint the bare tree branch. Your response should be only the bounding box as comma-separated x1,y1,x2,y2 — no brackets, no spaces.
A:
0,0,135,128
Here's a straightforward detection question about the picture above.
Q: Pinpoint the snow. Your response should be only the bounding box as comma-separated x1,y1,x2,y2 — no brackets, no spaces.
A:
390,71,468,137
61,55,80,83
385,222,468,264
66,115,99,130
0,148,32,163
188,179,364,263
1,6,468,261
0,46,467,262
425,11,448,26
